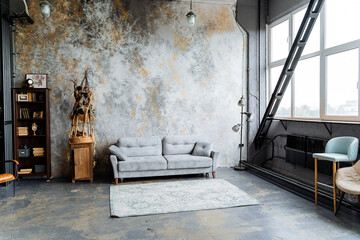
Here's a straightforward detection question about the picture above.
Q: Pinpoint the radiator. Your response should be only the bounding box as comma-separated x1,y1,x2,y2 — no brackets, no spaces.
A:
285,135,331,175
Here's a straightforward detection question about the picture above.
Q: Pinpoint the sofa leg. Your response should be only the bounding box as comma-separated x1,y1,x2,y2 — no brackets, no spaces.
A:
205,173,209,178
212,172,216,178
115,178,118,185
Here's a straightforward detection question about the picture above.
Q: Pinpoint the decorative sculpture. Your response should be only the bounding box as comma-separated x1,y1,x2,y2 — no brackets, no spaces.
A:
68,70,96,143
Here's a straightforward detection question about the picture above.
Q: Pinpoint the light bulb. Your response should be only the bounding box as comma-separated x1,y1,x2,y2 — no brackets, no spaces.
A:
186,11,196,27
40,1,51,18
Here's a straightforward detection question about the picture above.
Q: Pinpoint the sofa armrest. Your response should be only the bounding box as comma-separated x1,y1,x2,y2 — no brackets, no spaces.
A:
110,155,119,178
211,151,219,172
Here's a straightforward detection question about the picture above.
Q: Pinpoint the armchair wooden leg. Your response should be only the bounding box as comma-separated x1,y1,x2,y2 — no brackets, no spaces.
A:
115,178,118,185
333,162,337,213
212,172,216,179
315,158,318,204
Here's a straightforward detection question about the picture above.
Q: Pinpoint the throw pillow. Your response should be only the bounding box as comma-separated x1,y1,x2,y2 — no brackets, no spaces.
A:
192,142,213,157
109,145,127,161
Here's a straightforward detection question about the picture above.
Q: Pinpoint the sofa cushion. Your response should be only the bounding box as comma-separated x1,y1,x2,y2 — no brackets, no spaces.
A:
109,145,128,161
117,136,162,157
192,142,213,157
118,156,167,172
162,135,201,155
164,154,212,169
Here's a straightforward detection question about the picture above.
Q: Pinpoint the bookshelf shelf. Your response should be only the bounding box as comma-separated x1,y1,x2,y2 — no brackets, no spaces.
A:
17,118,46,121
18,156,46,160
17,101,45,104
18,135,46,137
13,88,51,181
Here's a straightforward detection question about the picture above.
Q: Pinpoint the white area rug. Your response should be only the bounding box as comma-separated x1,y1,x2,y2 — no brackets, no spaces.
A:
110,179,259,217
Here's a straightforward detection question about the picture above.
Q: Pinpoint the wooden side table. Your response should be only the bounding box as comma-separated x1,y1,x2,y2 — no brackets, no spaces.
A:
69,141,94,183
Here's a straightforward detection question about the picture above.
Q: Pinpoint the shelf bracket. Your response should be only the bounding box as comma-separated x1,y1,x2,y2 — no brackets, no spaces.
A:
280,120,287,131
323,123,332,136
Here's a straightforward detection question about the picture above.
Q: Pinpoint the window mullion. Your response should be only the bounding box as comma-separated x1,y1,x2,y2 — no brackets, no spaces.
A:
290,13,294,118
320,1,325,120
358,48,360,119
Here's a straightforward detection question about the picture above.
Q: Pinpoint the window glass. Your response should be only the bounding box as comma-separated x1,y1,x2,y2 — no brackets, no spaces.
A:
270,66,291,117
325,0,360,48
294,57,320,118
271,20,289,62
326,49,358,116
293,8,320,55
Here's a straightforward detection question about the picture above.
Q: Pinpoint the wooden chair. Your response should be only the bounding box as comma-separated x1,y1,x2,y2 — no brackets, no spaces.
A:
0,160,19,197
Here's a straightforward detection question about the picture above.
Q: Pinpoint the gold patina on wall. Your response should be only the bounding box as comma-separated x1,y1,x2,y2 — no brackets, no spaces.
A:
15,0,245,177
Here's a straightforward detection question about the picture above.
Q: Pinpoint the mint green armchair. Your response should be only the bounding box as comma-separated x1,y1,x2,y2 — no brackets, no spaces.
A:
313,136,359,213
313,137,359,162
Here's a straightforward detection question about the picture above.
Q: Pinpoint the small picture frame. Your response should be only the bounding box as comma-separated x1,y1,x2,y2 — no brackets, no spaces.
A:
33,111,43,119
17,94,29,102
25,74,47,88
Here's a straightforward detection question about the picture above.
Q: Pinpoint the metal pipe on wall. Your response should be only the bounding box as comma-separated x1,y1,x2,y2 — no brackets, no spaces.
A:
10,24,16,88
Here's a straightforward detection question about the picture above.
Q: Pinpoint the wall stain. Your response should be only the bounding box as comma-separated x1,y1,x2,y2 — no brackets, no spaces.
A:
174,32,192,51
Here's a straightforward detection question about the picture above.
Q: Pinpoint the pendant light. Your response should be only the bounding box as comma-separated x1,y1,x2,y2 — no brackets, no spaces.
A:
186,0,196,27
40,1,51,19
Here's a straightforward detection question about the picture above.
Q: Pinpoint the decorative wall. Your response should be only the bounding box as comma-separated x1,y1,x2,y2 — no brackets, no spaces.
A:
14,0,246,177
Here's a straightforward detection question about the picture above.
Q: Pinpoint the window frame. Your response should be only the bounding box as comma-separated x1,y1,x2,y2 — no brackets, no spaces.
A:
267,2,360,122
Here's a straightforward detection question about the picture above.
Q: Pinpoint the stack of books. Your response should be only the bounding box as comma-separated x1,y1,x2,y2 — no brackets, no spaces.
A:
19,108,30,119
19,168,32,175
33,147,45,157
18,127,29,136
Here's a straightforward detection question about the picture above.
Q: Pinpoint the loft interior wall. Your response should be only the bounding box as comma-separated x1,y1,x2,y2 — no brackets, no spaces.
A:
14,0,246,177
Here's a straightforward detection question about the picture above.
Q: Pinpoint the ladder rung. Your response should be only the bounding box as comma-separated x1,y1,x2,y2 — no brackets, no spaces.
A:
298,41,306,47
309,12,319,18
275,93,283,99
285,70,294,76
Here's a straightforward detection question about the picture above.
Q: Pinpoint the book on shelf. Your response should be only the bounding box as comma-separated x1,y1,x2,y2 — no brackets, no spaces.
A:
17,127,29,136
33,147,44,151
19,108,31,119
32,92,37,101
33,147,45,156
19,168,32,174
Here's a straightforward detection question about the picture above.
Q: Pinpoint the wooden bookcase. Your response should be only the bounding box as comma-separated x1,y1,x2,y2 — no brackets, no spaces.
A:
12,88,51,181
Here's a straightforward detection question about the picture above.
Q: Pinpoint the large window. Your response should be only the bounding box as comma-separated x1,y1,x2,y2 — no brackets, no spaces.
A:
267,1,360,121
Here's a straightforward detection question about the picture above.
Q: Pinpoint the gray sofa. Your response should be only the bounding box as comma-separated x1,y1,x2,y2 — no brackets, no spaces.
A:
109,135,219,184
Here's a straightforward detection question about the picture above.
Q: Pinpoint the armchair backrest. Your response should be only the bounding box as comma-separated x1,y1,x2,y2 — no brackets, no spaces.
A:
325,136,359,161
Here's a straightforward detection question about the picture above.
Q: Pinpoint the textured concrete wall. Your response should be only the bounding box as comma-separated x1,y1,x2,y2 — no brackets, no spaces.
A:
15,0,246,177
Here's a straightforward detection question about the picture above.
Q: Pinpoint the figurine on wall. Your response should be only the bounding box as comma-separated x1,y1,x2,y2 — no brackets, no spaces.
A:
68,70,96,143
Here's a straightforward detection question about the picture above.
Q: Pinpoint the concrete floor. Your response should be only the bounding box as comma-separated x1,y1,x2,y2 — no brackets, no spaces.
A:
1,168,360,240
